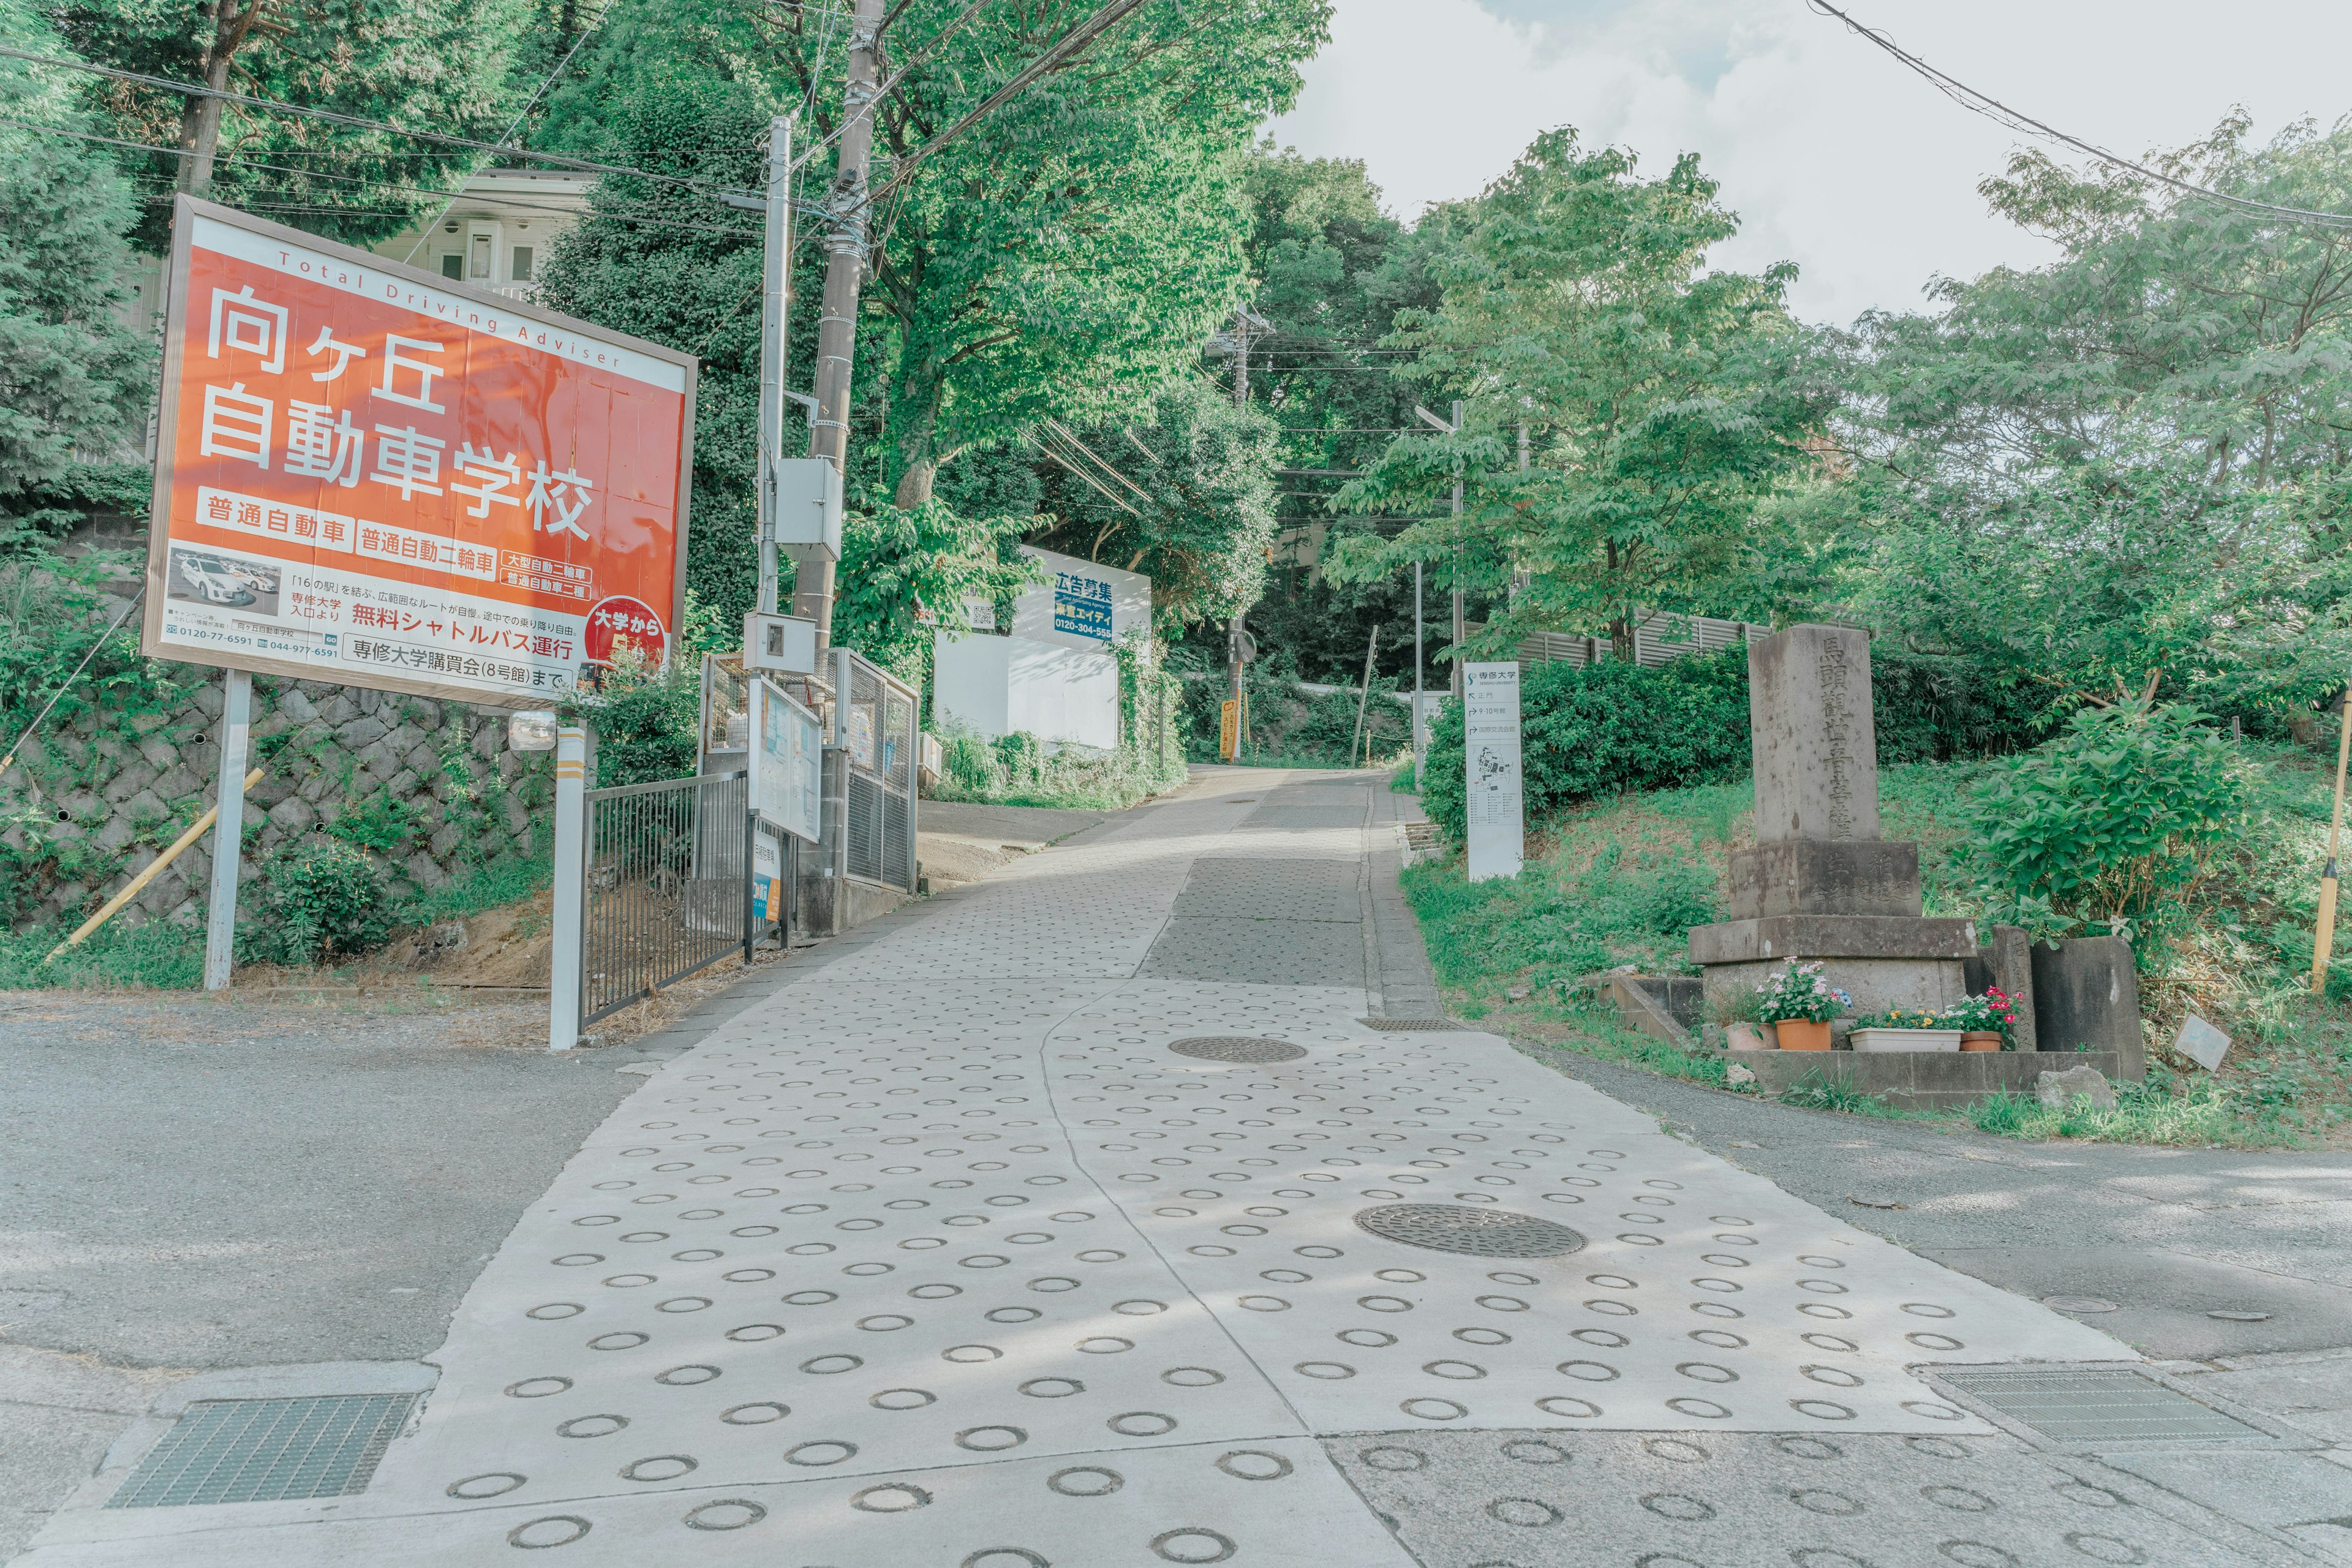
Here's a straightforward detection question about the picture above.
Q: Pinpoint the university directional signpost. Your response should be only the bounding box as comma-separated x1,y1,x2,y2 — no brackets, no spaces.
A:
143,195,697,1003
1464,662,1523,881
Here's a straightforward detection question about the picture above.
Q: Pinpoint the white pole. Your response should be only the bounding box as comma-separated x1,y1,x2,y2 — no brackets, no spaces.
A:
202,668,252,992
755,114,794,618
549,725,586,1052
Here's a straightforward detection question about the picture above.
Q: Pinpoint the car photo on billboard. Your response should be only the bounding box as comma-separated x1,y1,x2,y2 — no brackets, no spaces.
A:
166,546,281,616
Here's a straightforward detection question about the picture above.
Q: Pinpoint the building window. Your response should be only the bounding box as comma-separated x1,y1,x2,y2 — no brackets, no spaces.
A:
469,233,492,279
440,254,461,280
511,246,534,283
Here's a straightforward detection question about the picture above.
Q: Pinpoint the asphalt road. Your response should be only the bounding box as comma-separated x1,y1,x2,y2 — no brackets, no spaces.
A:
1533,1044,2352,1361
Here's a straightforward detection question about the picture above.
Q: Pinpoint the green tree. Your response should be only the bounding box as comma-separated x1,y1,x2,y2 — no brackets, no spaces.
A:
1330,127,1834,663
1020,378,1281,632
1834,116,2352,722
0,0,151,540
59,0,528,251
834,500,1041,685
533,80,771,627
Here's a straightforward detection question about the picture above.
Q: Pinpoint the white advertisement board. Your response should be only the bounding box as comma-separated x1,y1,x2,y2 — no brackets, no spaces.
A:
1464,662,1523,882
751,677,822,843
1009,546,1151,656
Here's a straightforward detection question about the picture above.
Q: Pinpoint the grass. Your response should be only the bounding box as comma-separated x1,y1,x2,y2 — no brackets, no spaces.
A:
1400,749,2352,1147
0,852,556,992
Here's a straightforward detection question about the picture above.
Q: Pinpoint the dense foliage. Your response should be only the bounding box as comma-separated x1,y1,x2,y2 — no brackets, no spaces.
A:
0,1,151,540
1959,705,2252,944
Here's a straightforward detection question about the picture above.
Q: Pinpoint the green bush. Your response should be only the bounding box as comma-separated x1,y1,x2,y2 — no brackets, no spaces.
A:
1422,650,1750,843
241,839,393,966
1958,704,2249,944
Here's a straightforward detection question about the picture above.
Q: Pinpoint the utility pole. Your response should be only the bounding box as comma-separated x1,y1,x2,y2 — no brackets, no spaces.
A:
1451,398,1464,700
1412,560,1425,783
755,115,795,617
794,0,887,646
1232,306,1251,407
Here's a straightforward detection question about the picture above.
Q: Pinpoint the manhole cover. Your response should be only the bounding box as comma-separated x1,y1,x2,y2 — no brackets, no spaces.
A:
1169,1037,1306,1063
1359,1018,1468,1031
108,1394,417,1507
1354,1204,1585,1259
1937,1368,2268,1446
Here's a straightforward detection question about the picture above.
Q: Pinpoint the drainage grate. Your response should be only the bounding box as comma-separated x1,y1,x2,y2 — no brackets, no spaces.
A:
108,1394,416,1507
1937,1368,2267,1446
1169,1036,1307,1063
1355,1204,1585,1259
1359,1017,1468,1031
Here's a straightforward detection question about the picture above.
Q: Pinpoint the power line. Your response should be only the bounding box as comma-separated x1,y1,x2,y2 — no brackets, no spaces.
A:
861,0,1154,213
1805,0,2352,233
0,43,756,202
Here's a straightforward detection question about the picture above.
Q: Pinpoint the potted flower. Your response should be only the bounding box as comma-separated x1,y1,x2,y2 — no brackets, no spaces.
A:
1708,985,1771,1052
1848,1008,1963,1052
1946,988,2018,1052
1754,961,1850,1051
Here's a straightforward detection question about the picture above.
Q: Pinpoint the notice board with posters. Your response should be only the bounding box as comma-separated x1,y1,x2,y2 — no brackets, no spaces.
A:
751,677,822,844
141,195,698,709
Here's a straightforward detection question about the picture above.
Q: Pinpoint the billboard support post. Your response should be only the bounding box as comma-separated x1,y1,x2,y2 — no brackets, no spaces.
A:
202,667,252,991
549,725,586,1052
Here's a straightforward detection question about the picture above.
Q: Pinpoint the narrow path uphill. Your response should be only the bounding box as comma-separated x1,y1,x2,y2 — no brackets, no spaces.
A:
22,771,2325,1567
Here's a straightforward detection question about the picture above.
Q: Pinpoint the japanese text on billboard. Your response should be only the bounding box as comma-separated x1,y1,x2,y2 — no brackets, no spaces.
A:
143,197,698,708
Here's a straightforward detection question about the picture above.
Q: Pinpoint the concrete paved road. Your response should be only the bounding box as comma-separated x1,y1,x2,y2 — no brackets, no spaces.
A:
15,770,2352,1566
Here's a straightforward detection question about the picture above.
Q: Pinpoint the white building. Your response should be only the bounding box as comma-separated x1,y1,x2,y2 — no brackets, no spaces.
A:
364,169,592,297
933,546,1152,753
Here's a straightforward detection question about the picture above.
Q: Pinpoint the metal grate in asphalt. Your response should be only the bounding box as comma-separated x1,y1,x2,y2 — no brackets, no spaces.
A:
1169,1036,1308,1063
1359,1018,1467,1031
1937,1368,2266,1446
1354,1204,1586,1259
108,1395,416,1507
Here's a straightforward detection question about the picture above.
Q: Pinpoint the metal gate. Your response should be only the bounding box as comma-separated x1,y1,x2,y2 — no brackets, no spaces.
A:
581,769,751,1025
837,650,918,892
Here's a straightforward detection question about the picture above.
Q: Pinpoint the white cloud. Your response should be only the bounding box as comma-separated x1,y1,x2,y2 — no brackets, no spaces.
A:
1266,0,2352,326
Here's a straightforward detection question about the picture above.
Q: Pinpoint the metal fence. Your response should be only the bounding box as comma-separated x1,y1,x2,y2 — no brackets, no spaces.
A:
838,650,918,892
581,769,751,1026
1518,611,1774,671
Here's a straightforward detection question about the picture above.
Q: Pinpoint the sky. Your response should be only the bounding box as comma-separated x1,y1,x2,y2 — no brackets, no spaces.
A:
1264,0,2352,326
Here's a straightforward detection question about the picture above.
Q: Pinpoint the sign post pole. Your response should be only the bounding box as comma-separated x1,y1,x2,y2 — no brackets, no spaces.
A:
202,667,252,991
549,725,586,1052
1464,662,1523,882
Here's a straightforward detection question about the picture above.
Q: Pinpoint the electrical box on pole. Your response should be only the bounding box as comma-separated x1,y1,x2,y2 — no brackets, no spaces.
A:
744,611,820,674
774,458,843,559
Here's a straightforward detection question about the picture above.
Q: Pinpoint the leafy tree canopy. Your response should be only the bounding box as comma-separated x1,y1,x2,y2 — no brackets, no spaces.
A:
0,0,151,540
1329,127,1836,662
60,0,529,251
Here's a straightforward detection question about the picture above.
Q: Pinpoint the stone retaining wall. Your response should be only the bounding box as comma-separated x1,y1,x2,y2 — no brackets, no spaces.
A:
1,675,554,933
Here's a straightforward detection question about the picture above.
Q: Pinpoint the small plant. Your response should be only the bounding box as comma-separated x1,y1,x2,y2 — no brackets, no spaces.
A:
1708,986,1765,1027
242,839,393,966
1755,960,1850,1023
1849,1007,1957,1030
1946,987,2022,1041
1777,1069,1886,1115
326,790,420,854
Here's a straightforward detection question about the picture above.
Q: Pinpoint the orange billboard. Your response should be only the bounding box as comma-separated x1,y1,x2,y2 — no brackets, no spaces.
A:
143,195,698,709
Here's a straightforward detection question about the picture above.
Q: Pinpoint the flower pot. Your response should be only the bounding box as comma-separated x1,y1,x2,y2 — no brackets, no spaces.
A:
1725,1023,1770,1052
1773,1019,1832,1051
1960,1031,2003,1052
1850,1027,1962,1054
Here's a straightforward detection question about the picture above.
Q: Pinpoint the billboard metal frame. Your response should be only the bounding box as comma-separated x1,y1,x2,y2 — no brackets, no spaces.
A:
143,194,700,710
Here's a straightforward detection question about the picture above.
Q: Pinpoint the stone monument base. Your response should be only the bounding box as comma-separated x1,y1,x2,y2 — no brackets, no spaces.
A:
1690,914,1978,1030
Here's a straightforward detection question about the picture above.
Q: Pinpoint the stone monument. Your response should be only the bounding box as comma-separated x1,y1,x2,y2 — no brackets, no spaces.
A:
1689,625,1979,1033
